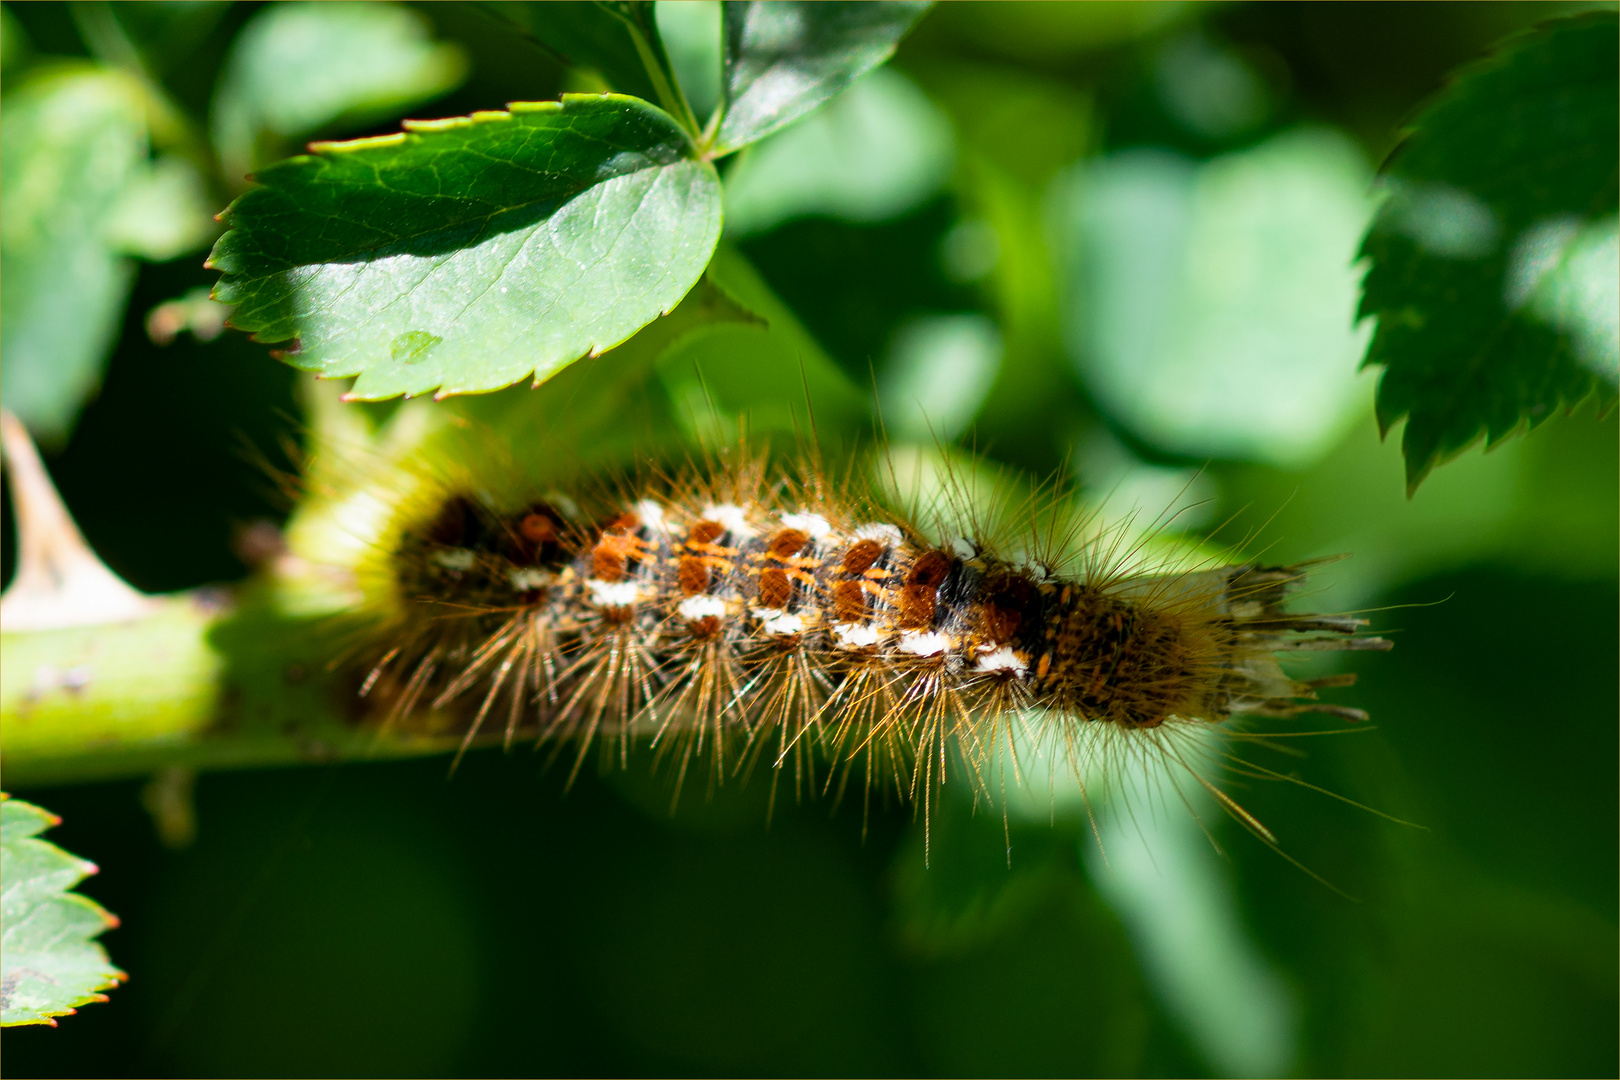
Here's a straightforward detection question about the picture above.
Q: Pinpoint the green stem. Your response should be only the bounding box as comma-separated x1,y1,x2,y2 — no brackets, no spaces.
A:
0,587,466,789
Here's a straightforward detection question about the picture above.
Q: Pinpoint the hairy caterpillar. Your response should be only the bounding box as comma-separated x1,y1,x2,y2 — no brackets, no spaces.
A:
340,441,1390,844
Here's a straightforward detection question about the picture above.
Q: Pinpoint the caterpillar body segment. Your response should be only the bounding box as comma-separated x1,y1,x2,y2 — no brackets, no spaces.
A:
358,457,1390,815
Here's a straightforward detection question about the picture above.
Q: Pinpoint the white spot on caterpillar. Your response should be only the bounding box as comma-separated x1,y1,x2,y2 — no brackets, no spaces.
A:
677,595,728,621
433,549,476,570
854,522,903,546
508,568,552,590
703,502,753,537
974,646,1028,676
587,580,640,608
632,499,670,533
949,536,977,559
896,631,952,657
760,612,805,637
780,512,831,539
833,623,883,650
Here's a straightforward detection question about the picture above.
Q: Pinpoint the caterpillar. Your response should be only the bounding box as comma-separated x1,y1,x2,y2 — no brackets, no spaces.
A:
340,441,1391,843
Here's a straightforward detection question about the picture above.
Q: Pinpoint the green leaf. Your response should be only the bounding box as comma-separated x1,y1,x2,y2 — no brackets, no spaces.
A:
104,154,217,262
438,271,765,473
211,1,467,180
1358,12,1619,493
0,795,124,1027
486,2,696,134
410,245,867,489
209,94,723,401
0,65,146,444
653,243,871,439
1055,129,1375,469
722,66,953,236
712,0,931,155
593,1,701,134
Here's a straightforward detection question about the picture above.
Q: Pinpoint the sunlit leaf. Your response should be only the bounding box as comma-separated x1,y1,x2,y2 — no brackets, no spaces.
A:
1358,11,1619,492
209,94,723,401
713,0,931,154
211,1,467,179
0,795,124,1027
1,66,146,443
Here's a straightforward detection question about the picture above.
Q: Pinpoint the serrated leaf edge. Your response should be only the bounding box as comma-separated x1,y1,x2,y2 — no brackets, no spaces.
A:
0,795,126,1028
205,92,721,400
1356,11,1619,494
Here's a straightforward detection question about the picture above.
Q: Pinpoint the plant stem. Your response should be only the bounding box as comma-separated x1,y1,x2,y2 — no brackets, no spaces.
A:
0,587,467,789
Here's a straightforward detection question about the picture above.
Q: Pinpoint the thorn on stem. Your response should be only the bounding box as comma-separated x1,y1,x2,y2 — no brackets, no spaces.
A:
0,409,156,630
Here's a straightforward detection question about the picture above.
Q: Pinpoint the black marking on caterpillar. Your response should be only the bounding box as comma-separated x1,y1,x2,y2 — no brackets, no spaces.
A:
350,449,1392,844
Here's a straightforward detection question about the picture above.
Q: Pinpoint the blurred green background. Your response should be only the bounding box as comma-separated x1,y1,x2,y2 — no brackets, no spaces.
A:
2,2,1615,1076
